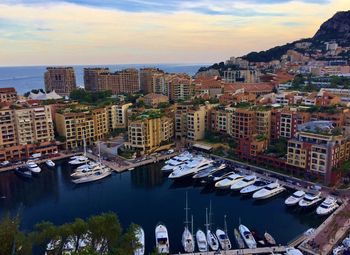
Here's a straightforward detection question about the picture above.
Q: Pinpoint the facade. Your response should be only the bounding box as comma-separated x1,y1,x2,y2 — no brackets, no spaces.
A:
83,68,140,94
44,67,77,96
0,105,56,161
140,68,164,94
126,116,174,153
0,87,17,103
228,108,256,139
106,103,132,130
287,121,350,181
166,74,193,101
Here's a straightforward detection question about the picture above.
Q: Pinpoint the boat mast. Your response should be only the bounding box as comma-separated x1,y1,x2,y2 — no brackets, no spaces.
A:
184,191,190,228
83,137,86,156
205,208,209,252
98,141,101,164
224,214,228,253
191,214,194,237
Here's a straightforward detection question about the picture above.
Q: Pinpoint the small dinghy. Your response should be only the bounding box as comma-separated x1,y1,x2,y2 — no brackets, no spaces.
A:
264,232,277,246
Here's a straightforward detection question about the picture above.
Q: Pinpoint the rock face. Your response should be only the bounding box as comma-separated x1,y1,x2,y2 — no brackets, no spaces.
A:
313,10,350,45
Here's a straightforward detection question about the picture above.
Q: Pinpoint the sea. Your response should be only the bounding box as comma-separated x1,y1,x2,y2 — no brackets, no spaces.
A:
0,64,206,95
0,160,324,254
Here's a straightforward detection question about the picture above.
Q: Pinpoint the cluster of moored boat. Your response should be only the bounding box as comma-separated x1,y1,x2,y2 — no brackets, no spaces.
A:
69,155,112,184
333,232,350,255
15,159,55,178
163,151,340,216
285,190,339,215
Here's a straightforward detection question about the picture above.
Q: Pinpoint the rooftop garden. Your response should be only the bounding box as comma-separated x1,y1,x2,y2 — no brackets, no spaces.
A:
69,89,119,107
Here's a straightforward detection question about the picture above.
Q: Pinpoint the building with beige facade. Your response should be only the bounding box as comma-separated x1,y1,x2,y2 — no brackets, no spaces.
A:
107,103,132,130
0,105,56,161
44,67,77,97
166,74,193,101
125,115,174,154
137,93,169,108
140,68,165,94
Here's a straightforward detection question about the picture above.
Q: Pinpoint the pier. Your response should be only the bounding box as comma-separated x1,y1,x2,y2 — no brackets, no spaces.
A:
298,199,350,255
86,152,178,173
171,246,287,255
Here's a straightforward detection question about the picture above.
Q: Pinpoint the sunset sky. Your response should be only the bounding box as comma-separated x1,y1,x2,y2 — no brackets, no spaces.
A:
0,0,349,66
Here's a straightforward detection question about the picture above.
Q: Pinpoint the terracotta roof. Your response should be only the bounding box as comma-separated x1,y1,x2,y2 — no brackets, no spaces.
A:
0,87,16,93
224,83,274,93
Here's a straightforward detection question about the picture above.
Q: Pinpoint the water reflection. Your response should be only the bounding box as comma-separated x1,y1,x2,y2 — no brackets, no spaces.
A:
130,162,164,188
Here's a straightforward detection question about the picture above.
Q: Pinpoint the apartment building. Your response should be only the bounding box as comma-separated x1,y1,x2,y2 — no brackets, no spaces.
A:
106,103,132,130
83,68,140,94
140,68,165,94
0,105,56,161
84,68,110,91
44,67,77,96
137,93,169,108
0,87,17,103
228,108,256,139
287,121,350,181
166,74,193,101
210,108,229,133
256,110,271,140
126,116,174,153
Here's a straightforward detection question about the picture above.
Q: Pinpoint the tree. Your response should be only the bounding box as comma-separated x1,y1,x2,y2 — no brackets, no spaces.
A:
70,218,88,252
0,214,32,255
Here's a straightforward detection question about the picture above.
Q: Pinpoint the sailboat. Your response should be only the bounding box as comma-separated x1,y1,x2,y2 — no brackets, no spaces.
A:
216,215,231,250
182,192,195,253
206,203,219,251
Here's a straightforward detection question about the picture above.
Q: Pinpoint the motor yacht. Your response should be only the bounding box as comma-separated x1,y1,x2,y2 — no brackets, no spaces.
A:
134,226,145,255
45,160,55,167
298,192,323,208
15,167,32,178
316,196,339,216
214,173,243,189
26,160,41,174
169,156,213,179
239,224,257,249
192,163,226,179
196,229,208,252
45,239,61,254
212,171,235,182
230,175,257,190
216,229,231,250
240,180,269,195
70,164,104,179
252,182,285,199
76,161,99,171
69,156,89,165
285,190,306,206
234,228,245,249
162,152,192,172
207,229,219,251
155,223,169,254
72,168,111,184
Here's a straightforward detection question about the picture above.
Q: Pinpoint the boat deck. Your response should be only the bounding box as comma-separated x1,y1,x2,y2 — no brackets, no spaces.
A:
171,246,287,255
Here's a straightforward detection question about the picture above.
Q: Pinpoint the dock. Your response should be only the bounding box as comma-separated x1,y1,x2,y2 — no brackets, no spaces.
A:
298,199,350,255
171,246,287,255
86,152,178,173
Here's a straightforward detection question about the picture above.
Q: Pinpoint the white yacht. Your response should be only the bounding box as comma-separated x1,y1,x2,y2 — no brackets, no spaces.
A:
76,161,99,171
69,156,89,165
192,163,226,179
239,224,257,249
240,180,269,195
155,223,169,254
230,175,257,190
212,171,235,182
207,229,219,251
70,164,105,179
299,192,323,208
252,182,285,199
196,229,208,252
285,191,306,206
169,156,213,179
45,239,61,254
26,160,41,174
72,167,111,184
316,196,339,216
216,229,231,250
215,173,243,189
45,160,55,167
134,226,145,255
162,152,192,172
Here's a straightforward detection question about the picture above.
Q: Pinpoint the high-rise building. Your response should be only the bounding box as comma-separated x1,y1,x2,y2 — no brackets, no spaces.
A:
140,68,164,94
166,74,193,101
228,108,256,139
44,67,77,96
0,105,56,161
84,68,110,91
106,103,132,130
83,68,140,94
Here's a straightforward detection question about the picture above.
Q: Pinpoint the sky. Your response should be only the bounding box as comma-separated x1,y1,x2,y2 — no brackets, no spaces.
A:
0,0,349,66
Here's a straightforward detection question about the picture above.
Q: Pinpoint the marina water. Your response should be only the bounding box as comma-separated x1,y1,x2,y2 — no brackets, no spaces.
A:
0,160,324,254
